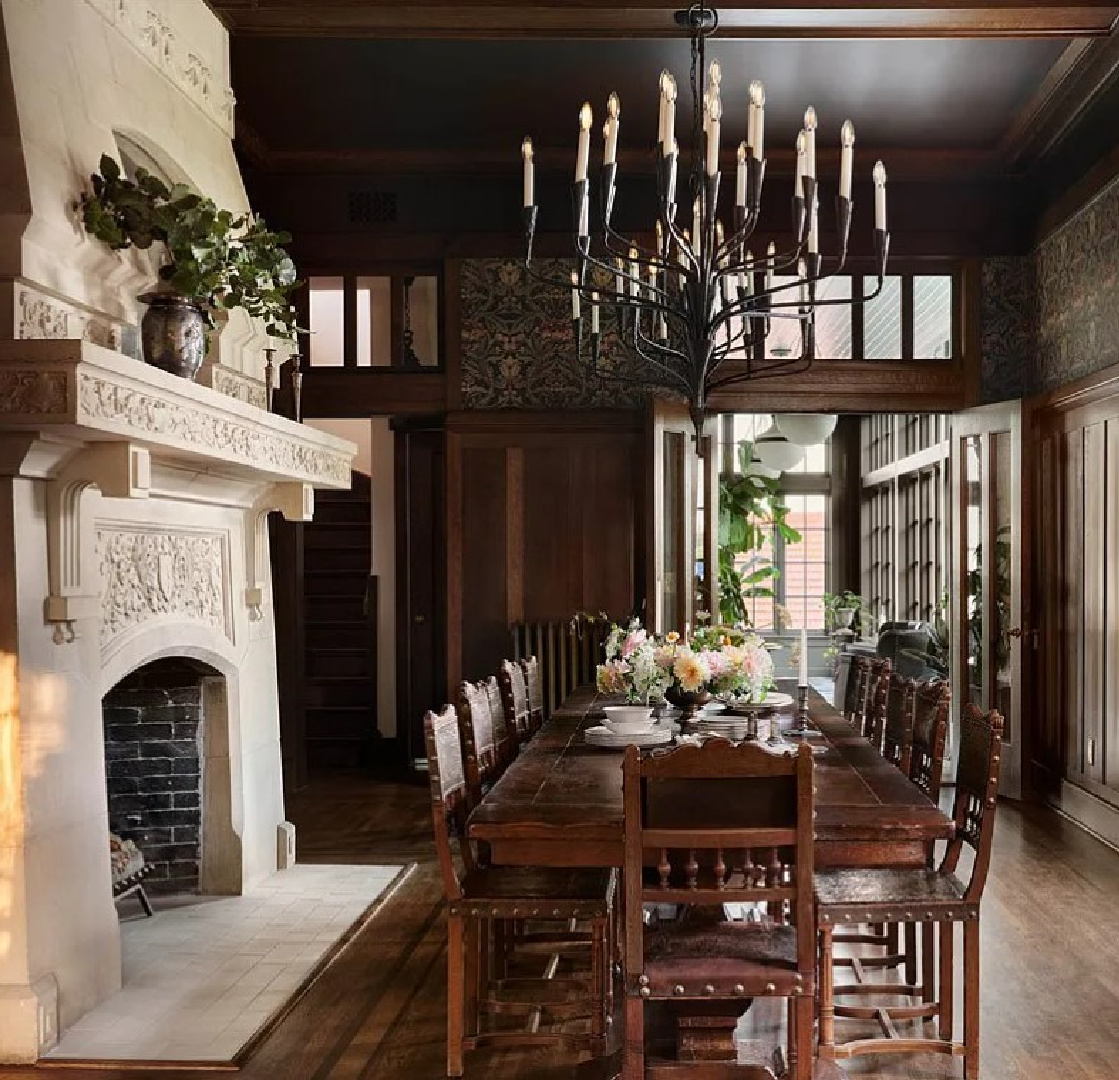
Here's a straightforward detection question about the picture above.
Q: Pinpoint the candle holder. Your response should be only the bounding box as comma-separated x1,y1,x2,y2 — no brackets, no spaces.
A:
291,353,303,423
264,348,276,412
786,685,812,738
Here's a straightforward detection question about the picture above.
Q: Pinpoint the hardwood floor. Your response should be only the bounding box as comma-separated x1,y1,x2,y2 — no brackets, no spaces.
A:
8,776,1119,1080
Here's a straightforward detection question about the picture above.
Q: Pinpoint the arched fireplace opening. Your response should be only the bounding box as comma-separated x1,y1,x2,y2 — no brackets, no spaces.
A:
102,657,236,897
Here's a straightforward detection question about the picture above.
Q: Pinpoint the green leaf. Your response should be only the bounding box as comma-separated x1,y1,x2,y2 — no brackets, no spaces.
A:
99,154,120,181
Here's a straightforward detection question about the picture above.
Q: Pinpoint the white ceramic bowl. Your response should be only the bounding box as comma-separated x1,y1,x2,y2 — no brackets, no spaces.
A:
602,706,656,734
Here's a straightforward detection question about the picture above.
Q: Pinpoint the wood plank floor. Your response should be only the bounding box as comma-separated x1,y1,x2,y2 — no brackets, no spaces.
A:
7,775,1119,1080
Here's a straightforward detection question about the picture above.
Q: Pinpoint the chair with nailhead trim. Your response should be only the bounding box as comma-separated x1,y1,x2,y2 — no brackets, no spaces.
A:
621,738,816,1079
425,705,616,1077
815,704,1004,1079
499,659,534,748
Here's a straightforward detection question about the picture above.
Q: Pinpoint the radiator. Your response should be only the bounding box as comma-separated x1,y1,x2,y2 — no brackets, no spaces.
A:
509,617,612,719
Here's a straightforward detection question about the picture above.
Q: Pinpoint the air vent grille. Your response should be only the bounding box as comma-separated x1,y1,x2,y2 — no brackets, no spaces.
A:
348,190,397,225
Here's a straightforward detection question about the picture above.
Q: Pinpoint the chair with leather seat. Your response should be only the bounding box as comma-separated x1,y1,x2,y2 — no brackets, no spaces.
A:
860,657,892,746
458,676,516,804
816,704,1005,1079
499,658,534,747
842,654,871,729
881,673,917,771
521,654,546,735
622,738,816,1079
909,679,951,804
425,705,615,1077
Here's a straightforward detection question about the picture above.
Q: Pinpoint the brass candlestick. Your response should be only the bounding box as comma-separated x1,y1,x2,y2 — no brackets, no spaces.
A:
264,348,276,412
291,351,303,422
787,685,812,738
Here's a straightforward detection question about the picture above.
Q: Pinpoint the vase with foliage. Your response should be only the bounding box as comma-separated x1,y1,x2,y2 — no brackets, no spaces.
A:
79,154,303,380
717,439,801,628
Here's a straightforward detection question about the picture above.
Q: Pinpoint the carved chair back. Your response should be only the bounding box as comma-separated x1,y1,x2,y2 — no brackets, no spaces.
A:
521,654,545,734
881,674,917,772
499,659,533,746
458,676,513,804
861,657,893,744
423,705,478,902
940,704,1005,902
843,655,870,726
910,679,951,803
622,739,816,987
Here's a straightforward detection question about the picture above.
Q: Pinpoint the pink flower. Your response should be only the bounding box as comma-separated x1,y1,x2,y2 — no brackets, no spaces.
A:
621,629,647,658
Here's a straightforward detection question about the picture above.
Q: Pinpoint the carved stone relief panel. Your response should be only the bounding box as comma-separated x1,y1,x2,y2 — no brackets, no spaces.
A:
97,526,232,647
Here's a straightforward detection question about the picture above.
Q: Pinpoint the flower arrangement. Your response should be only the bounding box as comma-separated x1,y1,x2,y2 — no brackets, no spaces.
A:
596,619,775,704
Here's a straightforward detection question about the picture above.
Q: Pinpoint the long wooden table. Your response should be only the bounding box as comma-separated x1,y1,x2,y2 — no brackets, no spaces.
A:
469,684,955,868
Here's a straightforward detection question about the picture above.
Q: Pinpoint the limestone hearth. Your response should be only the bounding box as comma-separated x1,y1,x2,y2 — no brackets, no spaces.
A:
0,340,355,1061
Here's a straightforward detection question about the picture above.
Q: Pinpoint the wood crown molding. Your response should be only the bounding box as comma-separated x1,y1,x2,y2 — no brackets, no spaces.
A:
210,1,1119,39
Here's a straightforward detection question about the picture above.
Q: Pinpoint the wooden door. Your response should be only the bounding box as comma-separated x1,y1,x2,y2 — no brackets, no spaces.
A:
646,401,718,635
951,401,1030,799
396,424,446,767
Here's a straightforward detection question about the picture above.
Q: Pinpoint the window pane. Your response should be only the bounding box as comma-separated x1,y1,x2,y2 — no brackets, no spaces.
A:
914,275,953,359
309,276,343,367
863,275,902,360
814,276,852,359
765,277,802,360
356,276,391,367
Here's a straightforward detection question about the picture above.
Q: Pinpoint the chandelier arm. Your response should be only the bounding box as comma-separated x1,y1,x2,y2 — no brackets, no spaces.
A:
601,226,683,281
578,241,686,315
631,307,693,372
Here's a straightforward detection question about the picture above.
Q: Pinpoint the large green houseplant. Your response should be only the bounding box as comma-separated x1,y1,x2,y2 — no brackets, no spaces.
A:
79,154,302,379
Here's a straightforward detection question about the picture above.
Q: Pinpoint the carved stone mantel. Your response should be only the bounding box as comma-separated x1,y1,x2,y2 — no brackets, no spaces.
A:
0,339,353,487
0,339,356,637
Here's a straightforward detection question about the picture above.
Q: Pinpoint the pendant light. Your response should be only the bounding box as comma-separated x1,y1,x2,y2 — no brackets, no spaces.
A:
754,422,804,472
775,413,838,447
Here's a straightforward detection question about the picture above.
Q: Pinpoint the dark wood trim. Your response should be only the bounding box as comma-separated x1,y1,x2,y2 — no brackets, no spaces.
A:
343,274,358,367
1031,355,1119,416
301,370,448,416
961,258,983,407
390,275,405,369
443,258,464,411
445,408,644,434
1036,143,1119,243
213,1,1119,40
445,430,463,689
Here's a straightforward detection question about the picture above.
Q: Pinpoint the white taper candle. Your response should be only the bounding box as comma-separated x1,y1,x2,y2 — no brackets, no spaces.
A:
521,137,534,207
575,102,592,182
839,120,855,201
873,160,888,231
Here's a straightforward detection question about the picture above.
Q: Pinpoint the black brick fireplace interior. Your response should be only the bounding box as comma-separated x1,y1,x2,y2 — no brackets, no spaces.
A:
103,658,218,894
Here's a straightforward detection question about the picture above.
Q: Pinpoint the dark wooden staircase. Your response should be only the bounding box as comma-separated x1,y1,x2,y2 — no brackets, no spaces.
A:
302,472,378,769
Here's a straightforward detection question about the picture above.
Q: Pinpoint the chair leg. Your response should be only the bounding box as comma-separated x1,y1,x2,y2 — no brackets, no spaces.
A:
136,885,154,918
964,918,980,1080
463,917,480,1042
904,922,918,986
447,915,465,1078
787,998,797,1078
623,995,644,1080
938,919,954,1043
818,925,836,1059
921,922,936,1007
591,918,607,1049
794,994,813,1080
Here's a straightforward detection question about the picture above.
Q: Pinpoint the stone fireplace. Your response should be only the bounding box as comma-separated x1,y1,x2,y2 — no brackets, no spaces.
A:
0,0,358,1062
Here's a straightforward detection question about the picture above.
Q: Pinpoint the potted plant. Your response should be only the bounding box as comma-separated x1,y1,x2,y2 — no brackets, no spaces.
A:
78,154,302,380
824,590,868,633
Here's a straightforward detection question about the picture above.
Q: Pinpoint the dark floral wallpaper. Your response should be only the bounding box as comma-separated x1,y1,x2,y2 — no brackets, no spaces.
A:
1034,175,1119,392
980,257,1031,403
459,259,646,409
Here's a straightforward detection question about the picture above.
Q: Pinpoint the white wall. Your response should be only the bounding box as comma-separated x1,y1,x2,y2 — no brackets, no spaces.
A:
306,419,397,738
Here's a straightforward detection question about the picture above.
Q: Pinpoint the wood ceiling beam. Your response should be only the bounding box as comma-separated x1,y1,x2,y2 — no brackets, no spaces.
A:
235,121,1002,181
208,2,1119,39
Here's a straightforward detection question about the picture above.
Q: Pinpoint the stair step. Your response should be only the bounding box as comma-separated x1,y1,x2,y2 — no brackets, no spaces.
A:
312,501,370,525
304,527,370,551
306,595,367,622
306,651,373,679
303,547,369,571
307,623,372,650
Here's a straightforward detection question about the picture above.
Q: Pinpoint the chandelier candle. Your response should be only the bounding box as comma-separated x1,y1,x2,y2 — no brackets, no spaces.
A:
520,2,890,433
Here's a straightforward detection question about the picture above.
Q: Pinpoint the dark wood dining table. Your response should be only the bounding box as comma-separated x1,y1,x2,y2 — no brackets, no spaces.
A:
468,682,955,869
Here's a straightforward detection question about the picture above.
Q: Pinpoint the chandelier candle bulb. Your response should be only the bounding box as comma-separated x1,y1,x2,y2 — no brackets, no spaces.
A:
629,247,640,296
749,81,766,161
795,130,807,199
706,95,721,176
804,107,818,178
658,70,669,145
576,102,592,181
839,120,855,201
736,143,747,206
604,92,620,165
571,271,580,321
873,160,888,231
663,74,677,156
591,292,600,334
521,137,534,207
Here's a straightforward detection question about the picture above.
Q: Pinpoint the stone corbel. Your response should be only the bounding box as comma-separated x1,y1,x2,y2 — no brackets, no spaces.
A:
245,483,314,620
46,442,150,642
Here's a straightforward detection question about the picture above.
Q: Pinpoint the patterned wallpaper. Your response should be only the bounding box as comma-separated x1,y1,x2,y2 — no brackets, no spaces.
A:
1034,174,1119,393
980,257,1031,403
459,259,646,409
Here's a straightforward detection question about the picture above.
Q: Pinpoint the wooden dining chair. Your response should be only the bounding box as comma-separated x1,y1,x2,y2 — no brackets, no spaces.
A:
458,676,516,804
521,654,545,735
499,658,534,747
881,673,917,771
622,738,816,1079
910,679,951,804
425,706,616,1077
816,704,1005,1080
842,654,871,728
860,657,893,746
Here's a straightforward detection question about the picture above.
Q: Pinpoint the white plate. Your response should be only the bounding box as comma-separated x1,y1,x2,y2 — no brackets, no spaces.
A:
700,702,727,714
723,691,795,712
584,725,674,749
